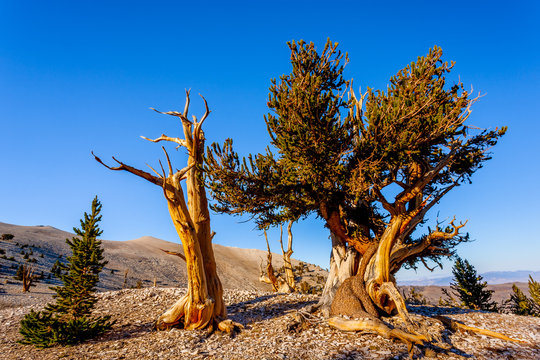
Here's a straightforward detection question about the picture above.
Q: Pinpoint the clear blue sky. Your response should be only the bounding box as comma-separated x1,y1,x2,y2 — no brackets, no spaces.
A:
1,1,539,281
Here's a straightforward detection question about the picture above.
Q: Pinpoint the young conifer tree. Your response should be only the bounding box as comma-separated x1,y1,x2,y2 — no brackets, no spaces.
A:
446,257,497,311
507,276,540,316
507,284,534,315
19,197,113,348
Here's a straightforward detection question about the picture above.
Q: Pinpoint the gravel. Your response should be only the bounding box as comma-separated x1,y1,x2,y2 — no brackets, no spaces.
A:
1,287,539,359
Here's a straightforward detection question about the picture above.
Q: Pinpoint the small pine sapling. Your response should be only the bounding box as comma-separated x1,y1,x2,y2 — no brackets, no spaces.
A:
445,257,497,311
19,197,114,347
507,284,534,315
507,276,540,316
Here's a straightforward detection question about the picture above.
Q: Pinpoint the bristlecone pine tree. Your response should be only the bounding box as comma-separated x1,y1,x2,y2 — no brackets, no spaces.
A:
443,257,497,311
93,91,241,333
19,197,113,347
205,39,506,349
507,275,540,316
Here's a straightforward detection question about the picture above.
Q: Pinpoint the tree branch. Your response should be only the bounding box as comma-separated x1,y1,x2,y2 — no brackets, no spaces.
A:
140,134,187,149
160,248,186,262
390,217,467,269
396,147,458,206
92,151,164,187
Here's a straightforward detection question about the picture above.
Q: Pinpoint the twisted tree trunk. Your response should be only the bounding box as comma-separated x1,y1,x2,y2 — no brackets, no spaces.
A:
94,90,239,332
328,216,471,352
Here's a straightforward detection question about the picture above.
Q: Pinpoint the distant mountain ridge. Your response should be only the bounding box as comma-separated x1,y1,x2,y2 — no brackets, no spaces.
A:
398,270,540,286
0,222,327,292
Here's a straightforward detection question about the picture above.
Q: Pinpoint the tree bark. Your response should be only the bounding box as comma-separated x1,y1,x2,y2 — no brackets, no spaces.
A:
280,221,296,291
328,217,430,349
95,91,238,332
317,232,359,316
259,228,293,293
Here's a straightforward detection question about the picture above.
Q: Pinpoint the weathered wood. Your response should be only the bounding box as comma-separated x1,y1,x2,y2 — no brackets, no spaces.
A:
95,91,240,332
435,315,527,344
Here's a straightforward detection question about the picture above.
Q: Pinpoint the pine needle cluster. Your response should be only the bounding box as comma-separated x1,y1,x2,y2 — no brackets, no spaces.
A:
19,197,114,348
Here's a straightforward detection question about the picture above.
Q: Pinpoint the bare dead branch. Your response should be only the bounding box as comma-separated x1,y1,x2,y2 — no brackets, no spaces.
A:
197,93,210,127
435,316,527,344
141,134,187,149
162,146,174,177
183,89,191,118
160,248,186,262
150,107,185,119
92,151,163,187
145,163,163,179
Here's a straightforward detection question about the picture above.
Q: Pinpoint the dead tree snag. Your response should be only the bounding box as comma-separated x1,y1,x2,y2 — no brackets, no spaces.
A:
93,90,240,332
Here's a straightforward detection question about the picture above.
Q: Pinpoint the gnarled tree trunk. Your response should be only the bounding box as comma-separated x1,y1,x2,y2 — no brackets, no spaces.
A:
328,216,471,351
94,90,238,332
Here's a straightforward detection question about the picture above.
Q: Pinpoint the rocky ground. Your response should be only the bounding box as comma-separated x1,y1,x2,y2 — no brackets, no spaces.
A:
1,287,539,360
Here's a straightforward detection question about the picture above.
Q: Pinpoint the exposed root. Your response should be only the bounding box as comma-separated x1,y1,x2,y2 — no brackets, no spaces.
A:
435,315,528,345
378,282,429,339
217,319,244,334
329,316,429,358
155,294,215,331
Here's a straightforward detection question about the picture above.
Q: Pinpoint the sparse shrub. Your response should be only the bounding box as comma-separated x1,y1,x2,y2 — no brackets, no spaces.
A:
19,197,114,347
39,253,44,258
403,287,427,305
14,264,24,280
50,260,63,277
299,281,310,293
1,234,14,241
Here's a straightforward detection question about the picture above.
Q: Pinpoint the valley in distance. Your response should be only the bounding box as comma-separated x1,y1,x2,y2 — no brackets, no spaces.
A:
0,221,534,307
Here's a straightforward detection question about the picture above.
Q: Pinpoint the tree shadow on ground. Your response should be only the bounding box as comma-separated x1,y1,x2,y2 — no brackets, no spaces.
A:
409,304,486,316
227,294,317,326
92,321,156,343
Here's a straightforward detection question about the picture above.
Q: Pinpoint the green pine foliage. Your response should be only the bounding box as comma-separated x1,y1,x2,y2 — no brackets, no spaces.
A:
447,257,497,311
206,40,506,273
507,276,540,316
508,284,534,315
50,259,63,277
528,275,540,309
19,197,114,348
14,264,24,280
